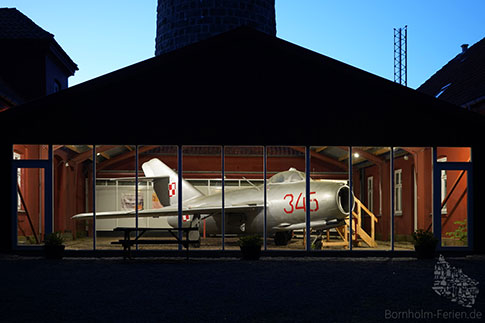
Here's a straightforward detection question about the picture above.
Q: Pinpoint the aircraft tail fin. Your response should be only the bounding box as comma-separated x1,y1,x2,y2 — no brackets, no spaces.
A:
142,158,203,206
151,176,170,206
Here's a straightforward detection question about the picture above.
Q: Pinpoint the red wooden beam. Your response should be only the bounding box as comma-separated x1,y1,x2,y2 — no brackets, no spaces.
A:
290,146,347,171
97,145,158,170
339,146,385,166
70,145,117,165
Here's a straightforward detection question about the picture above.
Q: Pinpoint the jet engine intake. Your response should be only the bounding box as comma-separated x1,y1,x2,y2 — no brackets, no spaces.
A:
337,185,354,215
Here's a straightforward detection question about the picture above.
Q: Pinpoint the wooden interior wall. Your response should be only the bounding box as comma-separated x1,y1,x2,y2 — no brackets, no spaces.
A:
54,155,88,239
352,148,434,241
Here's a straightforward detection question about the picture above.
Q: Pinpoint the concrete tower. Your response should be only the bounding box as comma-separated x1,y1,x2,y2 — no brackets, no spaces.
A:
156,0,276,55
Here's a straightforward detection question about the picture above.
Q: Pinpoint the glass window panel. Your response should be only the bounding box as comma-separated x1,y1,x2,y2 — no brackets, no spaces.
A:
13,145,49,160
54,145,93,250
394,147,433,250
353,147,391,251
223,146,264,250
441,170,468,247
95,145,136,250
437,147,471,163
16,168,44,246
266,146,306,250
183,146,222,250
137,145,179,250
309,146,349,251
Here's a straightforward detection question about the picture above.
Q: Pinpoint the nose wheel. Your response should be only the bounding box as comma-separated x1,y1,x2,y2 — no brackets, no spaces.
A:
274,231,293,246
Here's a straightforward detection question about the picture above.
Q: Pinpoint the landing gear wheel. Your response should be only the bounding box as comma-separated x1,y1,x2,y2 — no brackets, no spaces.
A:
274,231,291,246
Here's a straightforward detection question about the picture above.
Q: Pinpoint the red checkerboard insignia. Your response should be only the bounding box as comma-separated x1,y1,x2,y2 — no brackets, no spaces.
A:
182,215,190,222
169,182,176,197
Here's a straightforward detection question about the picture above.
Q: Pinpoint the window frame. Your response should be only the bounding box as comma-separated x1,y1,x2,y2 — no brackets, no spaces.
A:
367,176,374,214
394,169,403,216
437,157,448,214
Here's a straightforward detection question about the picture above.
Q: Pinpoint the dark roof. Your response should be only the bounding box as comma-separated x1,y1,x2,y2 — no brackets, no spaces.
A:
2,27,483,146
0,8,53,39
417,37,485,107
0,8,78,76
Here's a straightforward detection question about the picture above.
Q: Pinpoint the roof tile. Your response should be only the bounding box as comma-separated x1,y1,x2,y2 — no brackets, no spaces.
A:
417,37,485,107
0,8,53,40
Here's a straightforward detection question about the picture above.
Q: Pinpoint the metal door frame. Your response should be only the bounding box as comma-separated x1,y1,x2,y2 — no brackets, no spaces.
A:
11,147,53,250
433,149,473,251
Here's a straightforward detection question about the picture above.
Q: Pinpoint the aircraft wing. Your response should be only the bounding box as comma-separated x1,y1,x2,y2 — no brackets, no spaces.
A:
72,203,264,220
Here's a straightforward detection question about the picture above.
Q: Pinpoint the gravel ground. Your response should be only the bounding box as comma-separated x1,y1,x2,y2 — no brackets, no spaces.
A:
0,254,484,323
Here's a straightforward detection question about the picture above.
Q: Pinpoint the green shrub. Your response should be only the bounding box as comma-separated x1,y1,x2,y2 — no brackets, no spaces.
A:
44,232,64,246
412,229,438,247
446,220,467,243
238,235,263,248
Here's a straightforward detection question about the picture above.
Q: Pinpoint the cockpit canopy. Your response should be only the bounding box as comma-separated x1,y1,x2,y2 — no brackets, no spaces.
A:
268,168,307,184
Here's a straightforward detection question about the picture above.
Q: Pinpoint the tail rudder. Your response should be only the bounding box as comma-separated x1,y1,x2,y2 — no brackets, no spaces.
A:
142,158,203,206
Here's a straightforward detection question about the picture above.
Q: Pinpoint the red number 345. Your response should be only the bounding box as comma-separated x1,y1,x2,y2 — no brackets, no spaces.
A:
283,192,319,214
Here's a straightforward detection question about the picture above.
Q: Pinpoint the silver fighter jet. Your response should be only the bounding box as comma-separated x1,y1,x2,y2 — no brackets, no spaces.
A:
73,158,354,245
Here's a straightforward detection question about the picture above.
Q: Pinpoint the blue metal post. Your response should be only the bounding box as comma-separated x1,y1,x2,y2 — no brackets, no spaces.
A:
432,147,440,246
92,145,96,251
305,146,311,252
11,158,18,248
44,145,53,236
178,145,183,250
390,147,395,251
135,145,139,251
221,146,225,251
348,146,353,251
467,165,474,250
263,146,267,251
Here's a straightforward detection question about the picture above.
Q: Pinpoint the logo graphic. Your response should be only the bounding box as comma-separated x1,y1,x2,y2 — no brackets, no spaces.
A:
169,182,176,197
432,255,479,308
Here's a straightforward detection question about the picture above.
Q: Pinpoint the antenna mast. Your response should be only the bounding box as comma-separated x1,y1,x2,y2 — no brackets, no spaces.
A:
394,25,407,86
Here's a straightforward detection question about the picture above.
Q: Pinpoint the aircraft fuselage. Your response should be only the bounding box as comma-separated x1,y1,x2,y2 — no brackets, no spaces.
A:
167,180,352,236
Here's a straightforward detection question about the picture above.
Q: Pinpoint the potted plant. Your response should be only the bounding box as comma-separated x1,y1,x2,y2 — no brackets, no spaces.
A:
412,229,438,259
44,232,65,259
238,235,263,260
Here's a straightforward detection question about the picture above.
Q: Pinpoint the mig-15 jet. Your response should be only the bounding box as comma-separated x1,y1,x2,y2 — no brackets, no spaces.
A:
73,158,354,245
